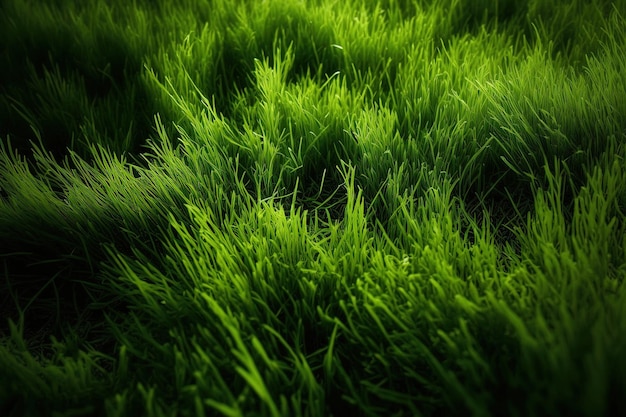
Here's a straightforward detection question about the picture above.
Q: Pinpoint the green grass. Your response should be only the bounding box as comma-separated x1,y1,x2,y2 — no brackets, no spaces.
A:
1,0,626,416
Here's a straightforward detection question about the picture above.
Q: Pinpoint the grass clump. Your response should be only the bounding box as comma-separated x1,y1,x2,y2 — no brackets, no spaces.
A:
1,0,626,416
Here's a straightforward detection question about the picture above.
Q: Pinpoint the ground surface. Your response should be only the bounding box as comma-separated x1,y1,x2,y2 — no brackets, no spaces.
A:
1,0,626,416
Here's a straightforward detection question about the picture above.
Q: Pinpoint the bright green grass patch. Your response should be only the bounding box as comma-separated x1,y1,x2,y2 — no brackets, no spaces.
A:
1,0,626,416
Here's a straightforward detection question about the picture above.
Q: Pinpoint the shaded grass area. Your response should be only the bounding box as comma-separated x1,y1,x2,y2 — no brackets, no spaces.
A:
1,0,626,416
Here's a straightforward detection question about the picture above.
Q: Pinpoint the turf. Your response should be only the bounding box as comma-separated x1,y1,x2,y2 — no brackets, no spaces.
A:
1,0,625,416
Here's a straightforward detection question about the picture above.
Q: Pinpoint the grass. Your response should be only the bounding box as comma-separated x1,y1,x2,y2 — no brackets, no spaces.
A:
1,0,625,416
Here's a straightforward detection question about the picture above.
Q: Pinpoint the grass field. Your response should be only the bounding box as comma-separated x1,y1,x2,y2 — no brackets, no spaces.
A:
1,0,626,416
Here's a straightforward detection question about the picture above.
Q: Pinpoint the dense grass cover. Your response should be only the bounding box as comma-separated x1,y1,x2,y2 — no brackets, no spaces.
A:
1,0,626,415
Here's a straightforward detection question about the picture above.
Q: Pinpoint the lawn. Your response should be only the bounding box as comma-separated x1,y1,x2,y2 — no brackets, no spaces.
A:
1,0,626,416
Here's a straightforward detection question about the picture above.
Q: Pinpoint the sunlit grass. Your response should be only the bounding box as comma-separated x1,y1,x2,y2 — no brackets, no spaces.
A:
1,0,626,416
